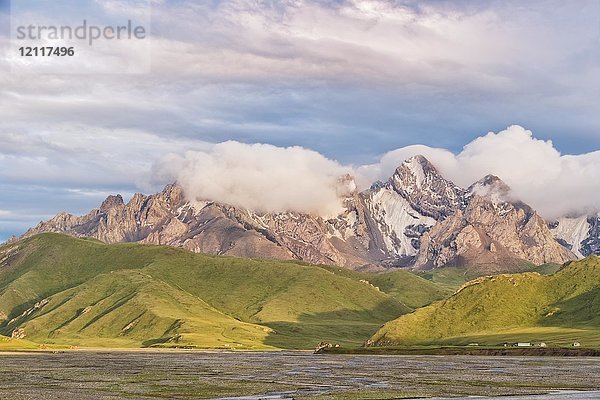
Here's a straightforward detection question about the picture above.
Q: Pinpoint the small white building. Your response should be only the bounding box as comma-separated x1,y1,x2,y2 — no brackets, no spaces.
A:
572,342,581,347
516,343,532,347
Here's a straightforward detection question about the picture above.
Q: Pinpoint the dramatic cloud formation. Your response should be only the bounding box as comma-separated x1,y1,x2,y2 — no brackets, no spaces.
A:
2,0,600,163
154,126,600,220
156,142,355,217
363,126,600,219
2,1,600,240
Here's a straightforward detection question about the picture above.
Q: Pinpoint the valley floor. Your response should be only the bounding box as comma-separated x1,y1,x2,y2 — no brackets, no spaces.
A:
0,351,599,399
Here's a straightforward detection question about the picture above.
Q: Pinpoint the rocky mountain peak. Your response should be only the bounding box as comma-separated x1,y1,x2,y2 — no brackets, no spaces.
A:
3,235,18,245
157,182,186,206
127,193,148,208
393,155,439,189
99,194,125,211
389,155,467,220
473,174,506,188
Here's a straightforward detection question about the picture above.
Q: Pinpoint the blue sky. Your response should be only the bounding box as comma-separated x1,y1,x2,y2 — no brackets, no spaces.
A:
1,0,600,241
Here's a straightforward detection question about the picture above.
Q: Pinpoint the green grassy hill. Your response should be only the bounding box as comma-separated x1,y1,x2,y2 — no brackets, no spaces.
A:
370,257,600,348
319,266,452,309
0,233,445,350
415,263,564,293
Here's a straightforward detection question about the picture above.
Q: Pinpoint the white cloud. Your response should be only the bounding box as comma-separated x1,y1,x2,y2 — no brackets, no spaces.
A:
4,123,599,222
152,126,600,220
366,125,600,219
2,123,599,229
155,141,355,217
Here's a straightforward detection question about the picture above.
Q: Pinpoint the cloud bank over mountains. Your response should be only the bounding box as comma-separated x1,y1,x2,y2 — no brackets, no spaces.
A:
155,141,355,217
1,124,599,241
157,126,600,220
361,126,600,219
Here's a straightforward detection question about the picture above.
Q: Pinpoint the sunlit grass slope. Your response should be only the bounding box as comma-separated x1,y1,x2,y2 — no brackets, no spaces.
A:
319,266,452,309
0,233,443,349
0,335,40,351
370,257,600,348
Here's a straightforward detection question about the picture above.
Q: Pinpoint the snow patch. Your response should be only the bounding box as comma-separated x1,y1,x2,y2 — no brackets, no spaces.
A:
550,216,591,258
405,157,426,189
326,210,358,240
368,187,435,256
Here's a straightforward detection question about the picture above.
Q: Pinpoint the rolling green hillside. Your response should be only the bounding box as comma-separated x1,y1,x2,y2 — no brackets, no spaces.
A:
319,266,452,309
0,233,445,350
415,263,564,293
370,257,600,348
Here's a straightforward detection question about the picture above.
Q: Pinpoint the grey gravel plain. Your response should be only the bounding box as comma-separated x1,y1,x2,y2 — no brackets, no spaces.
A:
0,351,599,399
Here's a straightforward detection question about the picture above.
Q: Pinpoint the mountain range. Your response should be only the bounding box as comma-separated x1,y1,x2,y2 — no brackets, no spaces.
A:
21,155,598,273
3,155,598,351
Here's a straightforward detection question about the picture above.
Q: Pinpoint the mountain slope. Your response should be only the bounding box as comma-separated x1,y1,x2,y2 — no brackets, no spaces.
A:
414,188,573,272
21,155,575,272
0,233,433,349
369,256,600,347
8,269,273,348
318,266,452,309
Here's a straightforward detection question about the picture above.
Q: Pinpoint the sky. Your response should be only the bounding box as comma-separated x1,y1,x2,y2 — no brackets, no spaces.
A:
1,0,600,241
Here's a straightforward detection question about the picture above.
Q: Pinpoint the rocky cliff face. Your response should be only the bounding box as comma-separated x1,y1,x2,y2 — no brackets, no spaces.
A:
388,155,467,220
23,156,577,271
413,175,575,271
414,194,574,272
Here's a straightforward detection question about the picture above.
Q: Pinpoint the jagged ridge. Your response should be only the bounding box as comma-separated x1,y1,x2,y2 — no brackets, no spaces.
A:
22,156,578,272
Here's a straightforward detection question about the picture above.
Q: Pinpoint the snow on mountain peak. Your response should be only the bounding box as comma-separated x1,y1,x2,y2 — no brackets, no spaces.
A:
398,155,438,189
403,156,427,188
390,155,443,194
387,155,467,220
